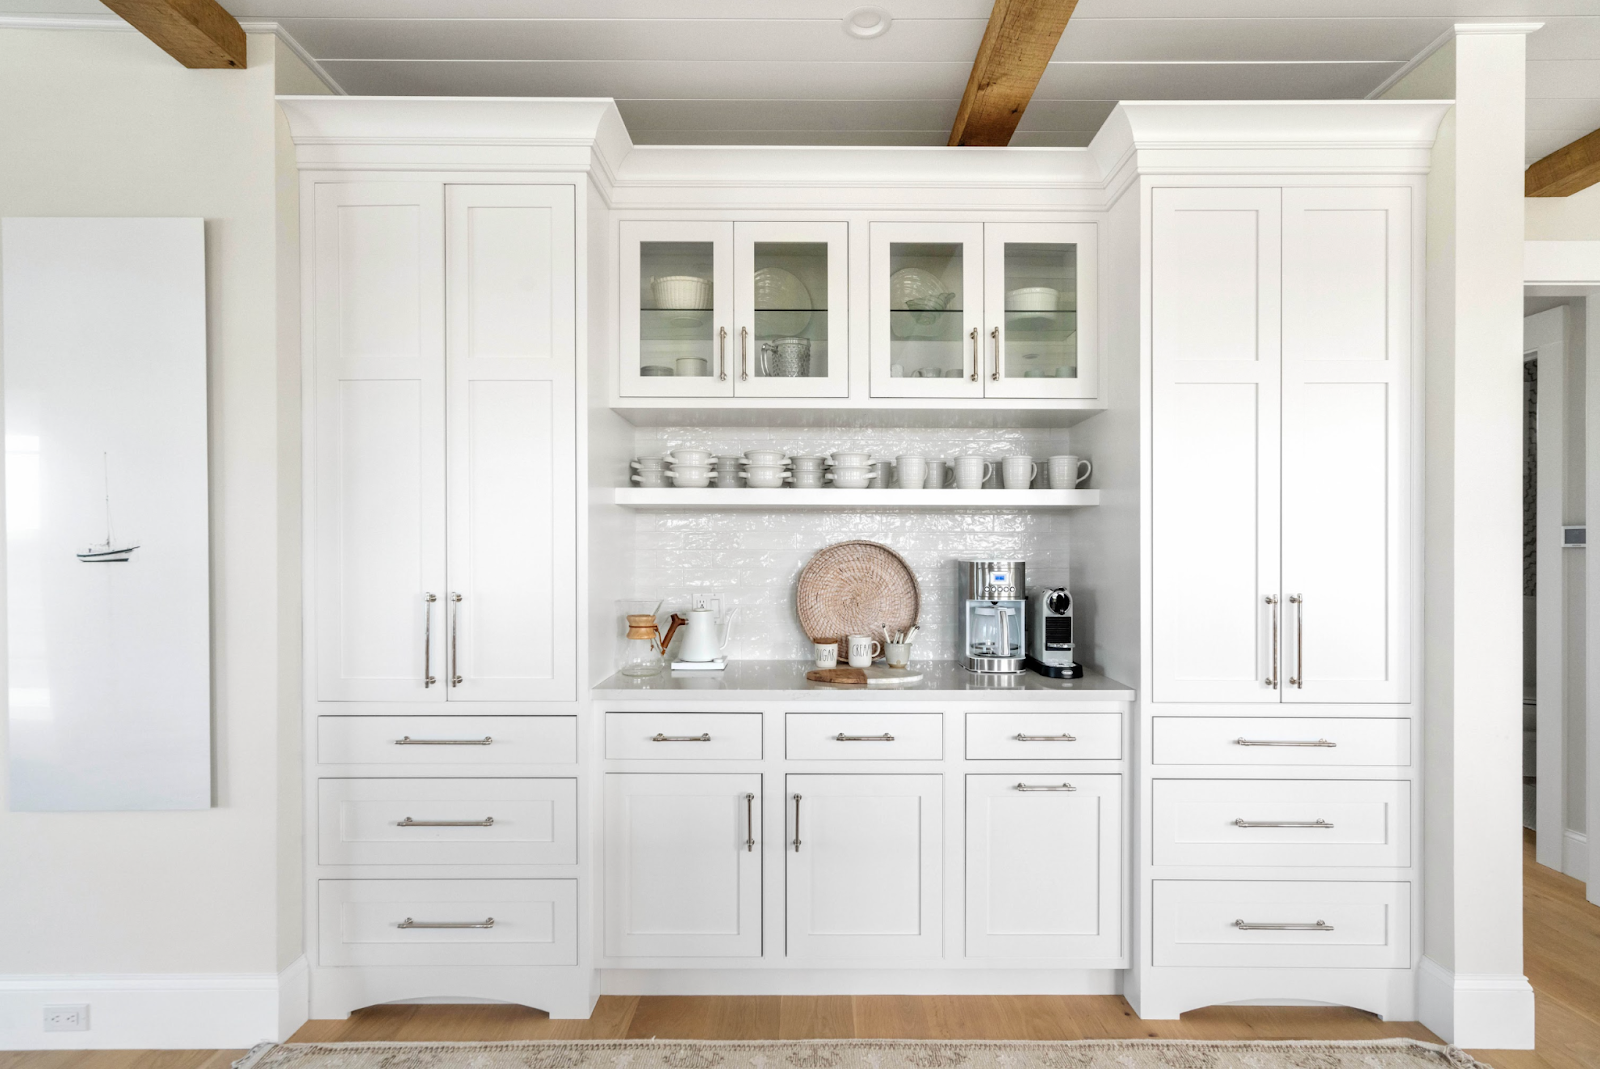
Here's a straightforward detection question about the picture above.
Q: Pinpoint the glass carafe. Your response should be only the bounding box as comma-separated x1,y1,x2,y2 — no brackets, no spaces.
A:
968,605,1000,658
618,599,666,677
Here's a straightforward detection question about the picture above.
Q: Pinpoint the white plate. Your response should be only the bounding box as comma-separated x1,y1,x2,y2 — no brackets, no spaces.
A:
754,267,813,336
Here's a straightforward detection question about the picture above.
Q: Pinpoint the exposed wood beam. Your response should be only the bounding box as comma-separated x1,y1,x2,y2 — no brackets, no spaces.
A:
99,0,246,69
949,0,1078,147
1526,127,1600,198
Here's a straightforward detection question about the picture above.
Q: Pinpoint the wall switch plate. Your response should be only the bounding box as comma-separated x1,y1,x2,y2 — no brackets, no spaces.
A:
691,593,722,613
43,1005,89,1031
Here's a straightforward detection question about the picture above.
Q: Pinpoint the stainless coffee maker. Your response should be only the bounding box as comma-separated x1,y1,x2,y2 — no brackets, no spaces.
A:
959,559,1027,674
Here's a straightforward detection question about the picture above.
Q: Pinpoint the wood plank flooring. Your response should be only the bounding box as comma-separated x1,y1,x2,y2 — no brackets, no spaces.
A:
4,829,1596,1069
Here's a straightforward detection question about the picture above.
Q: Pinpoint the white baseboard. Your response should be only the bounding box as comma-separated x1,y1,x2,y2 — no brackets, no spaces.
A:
601,968,1120,997
1417,956,1536,1049
0,958,308,1050
1563,828,1588,881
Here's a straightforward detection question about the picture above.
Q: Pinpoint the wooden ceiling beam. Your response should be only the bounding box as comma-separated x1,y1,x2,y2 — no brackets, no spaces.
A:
100,0,246,69
1526,127,1600,198
949,0,1078,147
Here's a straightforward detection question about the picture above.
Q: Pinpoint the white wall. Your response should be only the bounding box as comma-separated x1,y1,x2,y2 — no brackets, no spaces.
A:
0,28,312,1048
1528,184,1600,241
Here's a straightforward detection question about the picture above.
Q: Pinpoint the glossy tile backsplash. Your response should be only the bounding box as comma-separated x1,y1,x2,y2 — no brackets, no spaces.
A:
628,426,1077,662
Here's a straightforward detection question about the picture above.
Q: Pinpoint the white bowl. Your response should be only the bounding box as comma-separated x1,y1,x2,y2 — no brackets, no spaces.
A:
1007,286,1059,313
829,451,871,467
652,275,711,311
631,456,667,470
829,472,872,489
790,455,826,470
792,471,825,488
742,467,791,488
666,466,712,488
668,449,712,466
743,450,789,466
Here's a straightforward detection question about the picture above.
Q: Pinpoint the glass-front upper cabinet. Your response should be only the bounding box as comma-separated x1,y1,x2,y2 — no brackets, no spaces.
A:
869,222,985,398
982,222,1097,399
620,220,848,398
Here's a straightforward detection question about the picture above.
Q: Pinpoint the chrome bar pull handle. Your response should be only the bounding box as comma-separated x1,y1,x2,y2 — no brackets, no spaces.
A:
990,326,1000,381
396,736,493,746
741,326,750,380
834,733,894,742
1264,595,1279,689
969,327,979,382
1235,737,1335,748
652,733,711,742
1232,818,1333,829
399,917,494,930
399,816,495,827
1015,782,1077,792
449,592,463,687
423,593,438,687
745,792,755,852
1288,593,1304,689
792,793,802,852
1233,919,1333,932
718,326,728,381
1015,733,1076,742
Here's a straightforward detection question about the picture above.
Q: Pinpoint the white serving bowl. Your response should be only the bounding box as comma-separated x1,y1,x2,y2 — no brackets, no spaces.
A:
652,275,711,311
1007,286,1059,312
828,467,872,489
742,466,791,488
667,449,712,466
829,451,871,468
743,450,789,466
666,466,712,488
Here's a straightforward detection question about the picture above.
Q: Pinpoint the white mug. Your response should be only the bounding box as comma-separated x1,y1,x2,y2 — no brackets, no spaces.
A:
868,460,894,487
1048,455,1092,489
924,459,955,489
847,634,882,668
814,641,839,669
896,455,927,489
1002,455,1039,490
676,357,709,377
953,455,993,490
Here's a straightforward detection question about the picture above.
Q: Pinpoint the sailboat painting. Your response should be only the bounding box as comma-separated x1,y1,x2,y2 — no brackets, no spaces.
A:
77,454,139,563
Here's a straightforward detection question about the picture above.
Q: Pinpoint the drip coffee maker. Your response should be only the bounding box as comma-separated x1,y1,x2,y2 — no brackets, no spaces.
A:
959,559,1027,674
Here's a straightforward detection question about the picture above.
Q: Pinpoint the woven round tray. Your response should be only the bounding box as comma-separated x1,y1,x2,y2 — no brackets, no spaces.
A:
796,540,921,644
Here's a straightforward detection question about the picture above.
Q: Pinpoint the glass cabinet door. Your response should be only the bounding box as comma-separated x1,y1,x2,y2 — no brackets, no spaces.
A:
732,221,849,397
982,222,1097,399
870,222,984,397
620,220,734,397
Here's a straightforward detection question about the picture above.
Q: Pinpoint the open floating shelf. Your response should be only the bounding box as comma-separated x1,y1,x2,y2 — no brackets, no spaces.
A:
611,487,1100,511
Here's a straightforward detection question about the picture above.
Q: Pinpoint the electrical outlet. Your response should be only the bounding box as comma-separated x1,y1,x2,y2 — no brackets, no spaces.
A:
43,1005,89,1032
691,593,721,614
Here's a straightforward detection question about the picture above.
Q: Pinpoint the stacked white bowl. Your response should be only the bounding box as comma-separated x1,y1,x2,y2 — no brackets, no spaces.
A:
630,455,669,488
713,455,742,488
663,448,713,488
790,455,826,489
740,449,791,489
825,450,872,489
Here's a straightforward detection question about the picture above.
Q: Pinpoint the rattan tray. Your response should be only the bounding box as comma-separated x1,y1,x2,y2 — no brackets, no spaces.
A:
796,540,921,645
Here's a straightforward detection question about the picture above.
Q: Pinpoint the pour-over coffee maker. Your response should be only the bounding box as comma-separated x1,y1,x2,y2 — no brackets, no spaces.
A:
959,559,1027,674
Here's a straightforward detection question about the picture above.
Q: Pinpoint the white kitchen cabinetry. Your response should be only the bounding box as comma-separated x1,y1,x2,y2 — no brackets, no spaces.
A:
605,773,763,958
786,774,943,960
1150,186,1410,705
965,774,1121,961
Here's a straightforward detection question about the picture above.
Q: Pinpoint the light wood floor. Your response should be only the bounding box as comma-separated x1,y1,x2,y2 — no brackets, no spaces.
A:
6,830,1596,1069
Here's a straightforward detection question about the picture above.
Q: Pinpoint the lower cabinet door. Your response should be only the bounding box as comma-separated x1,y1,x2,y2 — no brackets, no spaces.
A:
604,773,762,958
965,774,1122,960
786,773,942,960
318,878,577,966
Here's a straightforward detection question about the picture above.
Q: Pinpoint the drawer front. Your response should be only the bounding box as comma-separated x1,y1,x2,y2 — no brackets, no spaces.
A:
606,712,762,760
1152,717,1409,767
1152,779,1409,868
318,778,577,866
318,879,577,966
966,712,1121,760
1153,880,1409,968
318,716,577,766
786,712,942,761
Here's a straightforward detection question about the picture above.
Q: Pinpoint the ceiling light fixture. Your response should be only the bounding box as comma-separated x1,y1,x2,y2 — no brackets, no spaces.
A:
842,7,892,40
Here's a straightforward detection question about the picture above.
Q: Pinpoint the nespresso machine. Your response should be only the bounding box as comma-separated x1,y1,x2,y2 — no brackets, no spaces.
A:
959,559,1027,674
1026,587,1083,678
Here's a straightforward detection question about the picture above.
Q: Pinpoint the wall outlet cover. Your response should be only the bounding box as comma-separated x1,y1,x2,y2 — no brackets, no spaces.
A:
43,1004,89,1031
691,593,722,613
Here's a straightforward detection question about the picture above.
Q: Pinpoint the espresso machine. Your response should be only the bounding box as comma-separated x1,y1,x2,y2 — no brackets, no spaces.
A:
959,559,1027,674
1026,587,1083,678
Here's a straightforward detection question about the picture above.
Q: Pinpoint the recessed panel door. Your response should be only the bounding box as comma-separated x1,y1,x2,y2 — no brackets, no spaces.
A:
620,220,735,397
732,221,849,398
870,222,984,398
983,222,1098,399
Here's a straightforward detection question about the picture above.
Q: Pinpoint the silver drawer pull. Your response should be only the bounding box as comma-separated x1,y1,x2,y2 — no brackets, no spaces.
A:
398,917,495,929
1015,782,1076,792
835,733,894,742
653,733,711,742
396,736,493,746
398,816,495,827
1015,733,1076,742
1233,818,1333,829
1235,737,1336,748
1233,918,1334,932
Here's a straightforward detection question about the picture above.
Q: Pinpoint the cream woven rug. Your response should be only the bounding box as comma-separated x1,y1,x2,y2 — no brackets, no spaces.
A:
234,1039,1490,1069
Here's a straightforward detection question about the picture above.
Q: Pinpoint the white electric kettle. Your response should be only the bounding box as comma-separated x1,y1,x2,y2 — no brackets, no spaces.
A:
678,605,738,663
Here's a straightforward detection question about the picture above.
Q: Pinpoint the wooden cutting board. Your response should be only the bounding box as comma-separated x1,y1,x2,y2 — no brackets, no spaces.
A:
806,666,926,687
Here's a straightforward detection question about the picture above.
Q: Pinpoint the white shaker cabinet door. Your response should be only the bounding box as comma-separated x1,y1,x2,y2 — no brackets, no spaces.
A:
1150,188,1283,703
1280,187,1412,704
313,182,447,702
965,774,1121,961
444,186,577,702
605,773,763,958
786,774,942,960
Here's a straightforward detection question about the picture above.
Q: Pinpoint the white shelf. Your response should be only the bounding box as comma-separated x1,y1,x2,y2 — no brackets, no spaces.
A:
611,487,1100,511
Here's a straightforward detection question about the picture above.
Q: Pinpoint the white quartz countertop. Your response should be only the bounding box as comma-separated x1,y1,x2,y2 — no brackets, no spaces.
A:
592,660,1134,701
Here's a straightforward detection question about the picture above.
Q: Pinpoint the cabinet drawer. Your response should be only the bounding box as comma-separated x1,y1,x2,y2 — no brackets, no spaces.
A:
606,712,762,760
1152,779,1408,868
1152,880,1409,969
786,713,942,760
318,716,576,766
318,778,576,866
966,712,1120,760
1152,717,1409,767
318,879,577,966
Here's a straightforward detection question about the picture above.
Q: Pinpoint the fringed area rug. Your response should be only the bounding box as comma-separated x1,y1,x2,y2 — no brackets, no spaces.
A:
234,1039,1491,1069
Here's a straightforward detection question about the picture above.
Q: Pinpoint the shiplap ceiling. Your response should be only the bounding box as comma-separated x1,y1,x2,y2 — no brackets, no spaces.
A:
5,0,1597,162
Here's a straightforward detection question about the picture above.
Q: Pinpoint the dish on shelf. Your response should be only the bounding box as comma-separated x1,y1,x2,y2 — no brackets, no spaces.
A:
640,365,675,376
890,268,955,339
651,275,711,311
753,267,813,336
796,540,920,647
1007,286,1059,312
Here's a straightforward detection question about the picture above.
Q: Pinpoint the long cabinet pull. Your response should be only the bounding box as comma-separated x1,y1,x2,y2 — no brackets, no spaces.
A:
1233,818,1333,829
399,816,495,827
399,917,494,929
718,326,728,381
792,793,803,852
969,327,979,382
740,326,749,381
396,736,493,746
449,592,463,687
1288,593,1304,689
834,733,894,742
1264,595,1279,689
1233,918,1333,932
990,326,1000,381
1235,737,1335,748
423,592,438,687
1015,733,1076,742
653,733,711,742
1016,782,1077,792
745,792,755,852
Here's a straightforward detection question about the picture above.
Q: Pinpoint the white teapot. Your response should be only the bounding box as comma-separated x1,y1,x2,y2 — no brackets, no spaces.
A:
678,605,739,662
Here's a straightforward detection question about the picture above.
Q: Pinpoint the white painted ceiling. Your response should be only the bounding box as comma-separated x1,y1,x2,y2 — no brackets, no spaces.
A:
4,0,1597,163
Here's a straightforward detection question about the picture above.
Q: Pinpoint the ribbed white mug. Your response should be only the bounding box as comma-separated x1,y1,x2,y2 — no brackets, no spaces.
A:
1002,455,1039,490
896,455,927,489
1048,455,1092,489
953,455,993,490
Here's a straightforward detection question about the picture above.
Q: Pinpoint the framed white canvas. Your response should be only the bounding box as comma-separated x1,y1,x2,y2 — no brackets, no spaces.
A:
2,217,211,810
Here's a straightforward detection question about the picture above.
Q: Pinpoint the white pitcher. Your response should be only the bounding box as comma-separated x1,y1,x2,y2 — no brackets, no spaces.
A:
678,605,739,662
